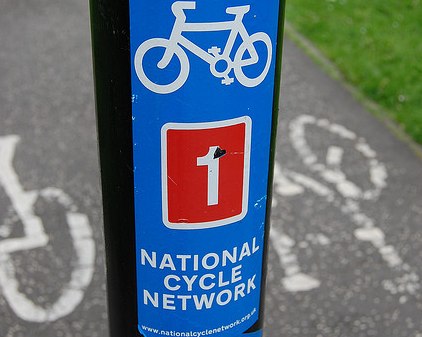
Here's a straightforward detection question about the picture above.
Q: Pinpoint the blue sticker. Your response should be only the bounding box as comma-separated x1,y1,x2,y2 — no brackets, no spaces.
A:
129,0,281,336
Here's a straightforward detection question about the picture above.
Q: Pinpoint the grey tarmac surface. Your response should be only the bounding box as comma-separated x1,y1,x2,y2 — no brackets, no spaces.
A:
1,0,422,337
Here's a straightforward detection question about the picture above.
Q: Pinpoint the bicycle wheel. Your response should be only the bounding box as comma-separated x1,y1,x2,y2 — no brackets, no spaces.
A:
134,38,189,94
234,32,272,88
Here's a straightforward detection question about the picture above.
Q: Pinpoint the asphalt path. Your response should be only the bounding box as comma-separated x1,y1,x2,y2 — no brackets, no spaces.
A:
1,0,422,336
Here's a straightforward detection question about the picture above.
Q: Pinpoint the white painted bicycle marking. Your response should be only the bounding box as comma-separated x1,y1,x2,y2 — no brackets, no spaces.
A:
0,135,95,322
134,1,272,94
270,115,420,300
270,223,321,293
289,115,387,201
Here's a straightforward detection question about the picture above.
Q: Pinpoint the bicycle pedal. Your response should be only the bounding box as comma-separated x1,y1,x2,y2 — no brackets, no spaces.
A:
221,77,234,85
208,46,221,56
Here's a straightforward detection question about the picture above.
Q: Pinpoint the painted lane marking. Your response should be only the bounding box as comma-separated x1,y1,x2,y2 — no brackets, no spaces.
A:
289,115,387,200
326,146,344,167
269,115,420,299
270,225,321,292
0,136,48,253
271,163,322,292
0,135,96,322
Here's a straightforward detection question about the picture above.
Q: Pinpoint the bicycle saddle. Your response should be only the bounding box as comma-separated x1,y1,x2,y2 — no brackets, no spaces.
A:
226,5,250,15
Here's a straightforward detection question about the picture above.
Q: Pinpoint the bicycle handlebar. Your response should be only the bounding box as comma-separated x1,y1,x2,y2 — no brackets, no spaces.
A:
171,1,196,15
226,5,250,15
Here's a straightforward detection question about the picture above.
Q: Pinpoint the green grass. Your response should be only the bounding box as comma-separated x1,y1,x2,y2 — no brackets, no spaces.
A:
286,0,422,144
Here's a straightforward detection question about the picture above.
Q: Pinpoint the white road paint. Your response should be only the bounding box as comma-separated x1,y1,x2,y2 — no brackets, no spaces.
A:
270,115,419,299
270,226,321,292
284,170,334,200
382,272,420,298
289,115,387,201
282,273,321,293
272,162,303,197
304,233,330,246
326,146,344,167
0,135,95,322
0,136,48,253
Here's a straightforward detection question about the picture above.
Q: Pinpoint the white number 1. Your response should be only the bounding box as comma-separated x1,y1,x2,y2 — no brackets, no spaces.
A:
197,146,223,206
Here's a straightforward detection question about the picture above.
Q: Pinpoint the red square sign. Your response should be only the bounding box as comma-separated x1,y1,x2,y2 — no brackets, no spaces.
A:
161,116,251,229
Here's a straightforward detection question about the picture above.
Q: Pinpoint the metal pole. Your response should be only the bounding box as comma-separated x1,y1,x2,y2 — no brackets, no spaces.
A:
90,0,286,336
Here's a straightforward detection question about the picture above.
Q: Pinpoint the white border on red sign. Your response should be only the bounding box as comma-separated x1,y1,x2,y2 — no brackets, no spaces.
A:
161,116,252,230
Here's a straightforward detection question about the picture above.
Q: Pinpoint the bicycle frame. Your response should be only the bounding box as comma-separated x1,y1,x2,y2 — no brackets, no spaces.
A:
159,2,258,68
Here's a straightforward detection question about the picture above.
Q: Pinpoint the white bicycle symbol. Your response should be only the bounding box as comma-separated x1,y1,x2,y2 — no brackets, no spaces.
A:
0,135,95,322
134,1,272,94
270,115,420,298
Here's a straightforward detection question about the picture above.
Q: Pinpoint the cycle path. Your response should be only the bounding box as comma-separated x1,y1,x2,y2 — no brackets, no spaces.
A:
266,38,422,337
1,0,422,336
0,0,107,336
